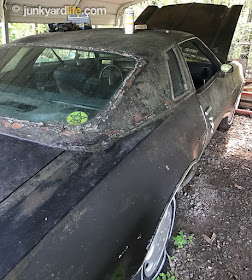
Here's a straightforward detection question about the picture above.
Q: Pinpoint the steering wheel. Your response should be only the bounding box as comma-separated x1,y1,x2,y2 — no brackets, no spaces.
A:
99,65,123,86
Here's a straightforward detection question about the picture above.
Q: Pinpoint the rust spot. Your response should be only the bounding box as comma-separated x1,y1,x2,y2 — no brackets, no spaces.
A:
11,122,24,129
60,129,76,136
165,100,172,106
3,121,12,128
107,130,119,135
126,74,135,87
142,60,147,66
2,121,23,129
134,114,143,123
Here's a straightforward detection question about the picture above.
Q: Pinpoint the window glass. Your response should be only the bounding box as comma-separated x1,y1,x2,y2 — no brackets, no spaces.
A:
167,49,185,98
0,47,135,125
180,41,218,90
36,49,95,63
1,48,32,73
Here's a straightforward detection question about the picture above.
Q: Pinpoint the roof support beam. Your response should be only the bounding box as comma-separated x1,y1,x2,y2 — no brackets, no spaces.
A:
1,0,9,44
115,0,144,27
75,0,82,8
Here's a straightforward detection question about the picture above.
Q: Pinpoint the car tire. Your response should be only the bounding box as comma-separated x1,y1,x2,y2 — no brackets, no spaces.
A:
134,198,176,280
218,91,242,131
218,107,235,131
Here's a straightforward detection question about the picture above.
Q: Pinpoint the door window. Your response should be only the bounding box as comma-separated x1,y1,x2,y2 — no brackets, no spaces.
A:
167,49,185,99
180,41,219,90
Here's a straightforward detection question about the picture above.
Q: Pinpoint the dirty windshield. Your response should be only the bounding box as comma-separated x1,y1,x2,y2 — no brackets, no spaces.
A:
0,47,135,125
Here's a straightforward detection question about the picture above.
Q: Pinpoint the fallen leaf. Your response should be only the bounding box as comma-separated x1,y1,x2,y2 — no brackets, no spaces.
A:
211,232,217,243
234,183,244,190
202,234,212,244
203,232,217,245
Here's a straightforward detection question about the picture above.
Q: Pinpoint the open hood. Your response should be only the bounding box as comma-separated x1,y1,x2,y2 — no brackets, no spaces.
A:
135,3,242,63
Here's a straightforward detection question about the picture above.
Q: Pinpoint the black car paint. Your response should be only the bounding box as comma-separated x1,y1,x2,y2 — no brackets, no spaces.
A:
3,93,206,280
135,3,242,63
0,134,63,202
0,30,243,280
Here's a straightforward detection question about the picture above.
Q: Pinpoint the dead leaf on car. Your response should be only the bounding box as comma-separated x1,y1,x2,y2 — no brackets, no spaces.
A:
202,232,217,245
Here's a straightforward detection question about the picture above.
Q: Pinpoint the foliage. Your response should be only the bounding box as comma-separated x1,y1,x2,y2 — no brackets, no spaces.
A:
156,271,177,280
189,235,194,245
0,23,48,46
172,230,187,248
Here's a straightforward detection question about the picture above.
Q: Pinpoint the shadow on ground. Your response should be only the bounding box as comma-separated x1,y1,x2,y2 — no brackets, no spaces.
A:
171,115,252,280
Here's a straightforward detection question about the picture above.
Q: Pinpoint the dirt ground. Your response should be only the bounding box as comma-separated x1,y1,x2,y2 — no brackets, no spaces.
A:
171,115,252,280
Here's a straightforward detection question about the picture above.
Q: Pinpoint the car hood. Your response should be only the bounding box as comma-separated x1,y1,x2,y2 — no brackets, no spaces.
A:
135,3,242,63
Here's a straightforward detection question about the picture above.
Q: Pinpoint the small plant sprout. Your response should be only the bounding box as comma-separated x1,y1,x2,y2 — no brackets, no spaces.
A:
156,271,177,280
172,230,187,248
189,235,194,245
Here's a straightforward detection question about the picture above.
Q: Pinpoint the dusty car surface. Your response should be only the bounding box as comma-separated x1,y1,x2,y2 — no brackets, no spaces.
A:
0,4,244,280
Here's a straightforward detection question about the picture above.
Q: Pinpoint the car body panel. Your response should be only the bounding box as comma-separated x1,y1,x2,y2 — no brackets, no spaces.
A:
0,134,62,202
135,3,242,63
3,92,206,280
0,29,192,152
0,28,244,280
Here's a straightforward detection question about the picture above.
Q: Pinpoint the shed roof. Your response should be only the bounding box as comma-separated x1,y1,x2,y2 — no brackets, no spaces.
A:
0,0,142,26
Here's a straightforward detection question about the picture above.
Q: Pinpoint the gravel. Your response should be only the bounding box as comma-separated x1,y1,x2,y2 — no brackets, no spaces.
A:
170,115,252,280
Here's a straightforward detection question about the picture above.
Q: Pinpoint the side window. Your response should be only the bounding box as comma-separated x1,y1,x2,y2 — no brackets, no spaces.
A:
167,49,185,99
36,49,95,64
179,41,219,90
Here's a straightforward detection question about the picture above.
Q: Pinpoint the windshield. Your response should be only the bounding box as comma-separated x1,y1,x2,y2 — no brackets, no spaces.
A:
0,47,136,125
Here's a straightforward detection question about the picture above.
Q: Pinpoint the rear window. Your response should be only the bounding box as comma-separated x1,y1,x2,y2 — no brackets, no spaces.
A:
0,47,136,125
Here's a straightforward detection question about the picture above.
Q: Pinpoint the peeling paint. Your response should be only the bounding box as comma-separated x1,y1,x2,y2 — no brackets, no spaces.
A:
0,29,180,152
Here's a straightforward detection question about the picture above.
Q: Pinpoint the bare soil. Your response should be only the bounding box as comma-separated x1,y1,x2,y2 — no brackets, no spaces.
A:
171,115,252,280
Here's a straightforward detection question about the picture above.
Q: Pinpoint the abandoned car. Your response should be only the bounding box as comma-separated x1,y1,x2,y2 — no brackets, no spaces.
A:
0,3,244,280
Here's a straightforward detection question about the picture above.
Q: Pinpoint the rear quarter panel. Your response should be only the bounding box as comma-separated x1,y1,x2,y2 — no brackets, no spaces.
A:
4,92,206,280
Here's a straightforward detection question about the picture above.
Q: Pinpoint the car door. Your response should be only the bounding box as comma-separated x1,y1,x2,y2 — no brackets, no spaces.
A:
164,46,207,164
179,39,234,140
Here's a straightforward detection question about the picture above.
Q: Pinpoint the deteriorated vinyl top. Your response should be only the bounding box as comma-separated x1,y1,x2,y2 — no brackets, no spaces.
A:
9,28,193,57
0,29,190,151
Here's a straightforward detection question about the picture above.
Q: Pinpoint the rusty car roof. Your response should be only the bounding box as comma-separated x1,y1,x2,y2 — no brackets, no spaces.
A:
9,28,193,57
0,29,191,152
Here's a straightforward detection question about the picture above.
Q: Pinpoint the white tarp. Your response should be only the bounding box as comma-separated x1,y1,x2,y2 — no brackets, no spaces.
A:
0,0,143,26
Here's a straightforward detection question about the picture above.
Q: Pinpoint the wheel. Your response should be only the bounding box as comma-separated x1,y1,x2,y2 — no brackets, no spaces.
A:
134,197,176,280
218,106,236,131
176,163,198,193
218,91,241,131
180,164,197,190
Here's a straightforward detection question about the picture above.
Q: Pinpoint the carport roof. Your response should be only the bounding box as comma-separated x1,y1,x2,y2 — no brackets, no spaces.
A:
0,0,143,26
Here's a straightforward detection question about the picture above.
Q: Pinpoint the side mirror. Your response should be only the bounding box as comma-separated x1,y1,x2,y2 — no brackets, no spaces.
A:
221,64,233,74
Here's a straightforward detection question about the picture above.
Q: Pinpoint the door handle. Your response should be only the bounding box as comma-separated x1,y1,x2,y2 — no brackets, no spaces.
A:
205,106,212,116
209,117,214,133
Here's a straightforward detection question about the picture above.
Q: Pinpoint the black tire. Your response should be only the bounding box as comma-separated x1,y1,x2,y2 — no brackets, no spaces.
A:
218,107,235,131
181,164,197,189
218,91,242,131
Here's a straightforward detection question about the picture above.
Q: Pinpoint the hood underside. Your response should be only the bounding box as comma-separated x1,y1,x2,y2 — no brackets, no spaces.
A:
135,3,242,63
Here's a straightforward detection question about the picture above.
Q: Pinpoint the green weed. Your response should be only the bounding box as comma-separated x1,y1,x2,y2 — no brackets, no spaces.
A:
172,231,187,248
156,271,177,280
